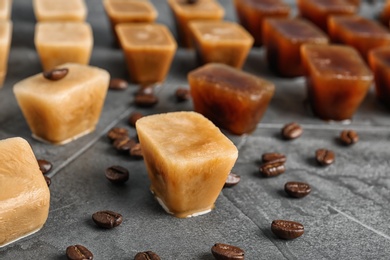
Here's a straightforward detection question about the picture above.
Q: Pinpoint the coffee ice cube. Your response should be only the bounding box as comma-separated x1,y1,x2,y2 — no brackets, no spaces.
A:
13,63,109,145
0,137,50,247
33,0,87,22
0,21,12,87
188,63,275,135
368,47,390,108
136,111,238,218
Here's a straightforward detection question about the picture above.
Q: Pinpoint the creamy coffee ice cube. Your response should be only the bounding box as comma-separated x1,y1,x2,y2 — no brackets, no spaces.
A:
189,20,254,68
0,0,12,20
35,22,93,71
13,63,109,145
168,0,224,48
188,63,275,135
136,111,238,218
0,21,12,87
116,23,177,84
33,0,87,22
0,137,50,248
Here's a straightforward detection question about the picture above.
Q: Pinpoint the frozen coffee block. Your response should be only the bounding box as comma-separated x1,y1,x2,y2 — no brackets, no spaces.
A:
136,111,238,218
368,47,390,108
0,0,12,20
188,63,275,135
233,0,291,46
380,0,390,26
35,22,93,71
301,45,373,121
189,21,254,69
328,16,390,61
0,137,50,248
33,0,87,22
0,21,12,87
297,0,356,32
116,23,177,84
13,63,109,145
103,0,157,40
263,18,328,77
168,0,224,48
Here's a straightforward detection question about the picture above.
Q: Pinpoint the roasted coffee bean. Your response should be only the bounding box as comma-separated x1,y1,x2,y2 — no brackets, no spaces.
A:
271,220,304,240
340,129,359,145
135,94,158,107
224,172,240,188
107,127,128,141
105,165,129,184
175,88,191,102
44,176,51,187
43,68,68,81
134,251,161,260
66,244,93,260
284,182,311,198
315,149,335,166
261,153,286,164
137,84,155,96
259,161,285,177
211,243,244,260
113,136,136,152
128,112,144,127
281,122,303,140
130,143,143,158
109,78,128,90
92,210,123,229
37,159,52,174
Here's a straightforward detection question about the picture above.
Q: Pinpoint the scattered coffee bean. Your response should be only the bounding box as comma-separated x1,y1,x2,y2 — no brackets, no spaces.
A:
340,129,359,145
134,251,161,260
315,148,335,166
43,68,69,81
37,159,52,174
130,143,143,158
107,127,128,142
128,112,144,127
224,172,240,188
137,84,155,96
113,136,136,152
105,165,129,184
259,161,285,177
44,176,51,187
284,182,311,198
211,243,244,260
92,210,123,229
66,245,93,260
134,94,158,107
109,78,128,90
281,122,303,140
175,88,191,102
261,153,286,164
271,220,304,240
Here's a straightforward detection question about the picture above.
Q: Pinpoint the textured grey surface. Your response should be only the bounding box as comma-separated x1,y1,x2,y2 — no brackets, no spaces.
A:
1,0,390,259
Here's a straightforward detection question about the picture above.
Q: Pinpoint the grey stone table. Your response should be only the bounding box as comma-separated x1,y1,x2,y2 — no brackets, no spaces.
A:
1,1,390,259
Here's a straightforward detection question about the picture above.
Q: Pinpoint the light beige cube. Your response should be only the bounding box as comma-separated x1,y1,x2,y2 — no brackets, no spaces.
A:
136,111,238,218
33,0,87,22
35,22,93,71
13,63,109,145
116,23,177,84
0,137,50,248
0,21,11,87
0,0,12,20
